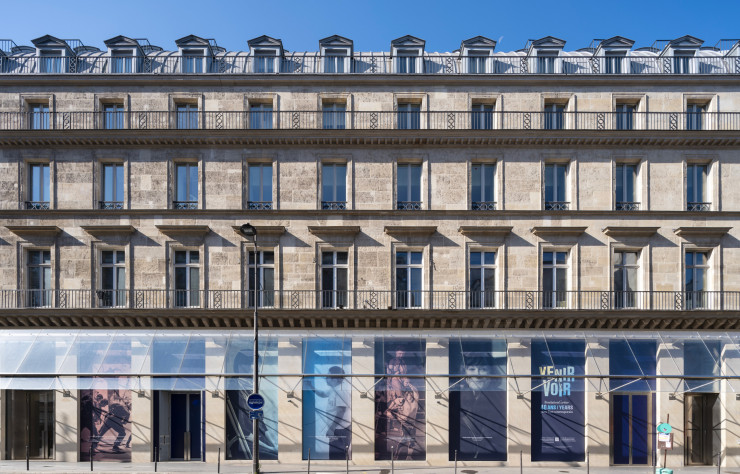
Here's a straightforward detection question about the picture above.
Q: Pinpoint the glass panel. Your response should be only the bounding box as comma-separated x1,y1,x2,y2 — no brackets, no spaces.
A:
616,165,624,202
176,165,187,201
189,165,198,202
545,165,554,202
484,164,495,202
189,251,199,264
542,252,553,265
322,164,334,201
631,394,649,464
397,165,408,201
410,252,422,265
612,394,630,464
471,165,481,203
41,165,49,202
609,340,656,391
174,267,187,291
101,251,113,264
625,165,635,202
322,252,334,265
175,251,186,264
410,165,421,201
336,252,348,265
335,165,346,202
484,252,496,265
556,252,567,265
556,166,566,202
396,252,407,266
470,252,481,266
698,165,706,202
102,267,113,290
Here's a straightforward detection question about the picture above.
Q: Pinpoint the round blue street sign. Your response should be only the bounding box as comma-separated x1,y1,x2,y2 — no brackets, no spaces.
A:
247,393,265,411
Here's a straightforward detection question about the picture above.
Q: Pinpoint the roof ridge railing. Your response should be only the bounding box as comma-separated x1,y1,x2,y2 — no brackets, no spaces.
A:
0,39,18,54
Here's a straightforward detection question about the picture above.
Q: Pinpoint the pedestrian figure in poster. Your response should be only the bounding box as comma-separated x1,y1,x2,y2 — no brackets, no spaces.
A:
94,395,130,454
305,366,351,459
385,381,421,459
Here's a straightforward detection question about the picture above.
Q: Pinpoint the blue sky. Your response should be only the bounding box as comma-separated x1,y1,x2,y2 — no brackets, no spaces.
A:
3,0,739,52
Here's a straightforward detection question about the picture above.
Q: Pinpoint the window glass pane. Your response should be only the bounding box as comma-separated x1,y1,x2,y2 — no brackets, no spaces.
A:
410,165,421,201
336,268,348,292
174,251,186,264
556,165,566,202
613,267,624,292
410,251,422,265
698,165,706,201
116,251,125,264
470,252,481,266
484,252,496,265
396,252,407,266
101,267,113,290
469,268,481,291
484,268,495,291
543,267,553,292
102,251,113,264
625,165,635,202
322,164,334,201
189,251,199,264
103,165,114,202
556,267,567,291
615,165,623,201
484,164,495,202
263,267,275,292
556,252,567,265
321,268,334,291
397,165,408,201
542,252,553,265
190,267,200,291
336,251,348,265
189,165,198,202
696,252,706,265
471,165,481,202
176,165,187,201
545,165,554,202
396,267,407,289
335,165,347,202
263,251,274,265
685,251,693,267
116,267,126,290
410,268,422,291
175,267,187,290
322,252,334,265
624,252,638,265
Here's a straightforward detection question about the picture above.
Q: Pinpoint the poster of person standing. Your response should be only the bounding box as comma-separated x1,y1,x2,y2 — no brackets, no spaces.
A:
531,339,585,462
302,337,352,460
375,339,426,460
79,340,132,462
449,339,507,461
224,339,279,460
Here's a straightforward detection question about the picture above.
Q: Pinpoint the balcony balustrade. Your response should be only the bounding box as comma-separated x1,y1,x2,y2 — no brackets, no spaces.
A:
1,54,738,76
3,110,739,131
0,289,736,312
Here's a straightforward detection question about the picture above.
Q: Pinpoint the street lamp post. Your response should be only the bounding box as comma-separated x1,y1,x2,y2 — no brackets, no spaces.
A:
239,223,259,474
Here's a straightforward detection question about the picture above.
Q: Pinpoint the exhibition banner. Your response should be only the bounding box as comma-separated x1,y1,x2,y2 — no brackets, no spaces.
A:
531,339,585,462
302,337,352,460
375,339,426,460
449,339,507,461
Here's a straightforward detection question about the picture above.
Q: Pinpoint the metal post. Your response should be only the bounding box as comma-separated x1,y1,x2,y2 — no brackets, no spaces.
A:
218,447,221,473
717,451,721,474
587,450,589,474
253,230,260,474
307,447,311,474
154,446,158,472
346,445,349,473
520,450,523,474
454,449,458,474
25,445,29,471
391,445,395,474
90,445,94,472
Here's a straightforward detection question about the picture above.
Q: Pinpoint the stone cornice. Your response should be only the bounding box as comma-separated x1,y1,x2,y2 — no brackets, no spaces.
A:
307,226,361,237
231,225,286,237
80,225,136,237
384,225,437,237
602,226,660,238
458,226,513,236
5,225,62,238
674,226,732,238
531,226,588,237
2,130,740,148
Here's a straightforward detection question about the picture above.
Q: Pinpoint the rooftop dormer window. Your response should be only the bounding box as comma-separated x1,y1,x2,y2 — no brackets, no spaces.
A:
39,49,65,73
319,35,353,74
111,50,133,73
391,35,425,74
182,49,205,74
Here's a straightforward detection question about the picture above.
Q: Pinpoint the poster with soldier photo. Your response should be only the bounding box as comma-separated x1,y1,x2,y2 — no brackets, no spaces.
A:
79,340,132,462
302,337,352,460
449,339,507,461
375,339,426,460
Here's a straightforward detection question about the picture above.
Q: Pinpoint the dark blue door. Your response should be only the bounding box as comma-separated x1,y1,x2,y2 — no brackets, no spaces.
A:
612,394,650,465
170,393,201,460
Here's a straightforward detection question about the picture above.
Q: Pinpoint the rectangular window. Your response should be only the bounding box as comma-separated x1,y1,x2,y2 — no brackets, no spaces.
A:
324,52,346,73
250,103,273,130
537,54,557,74
604,53,624,74
468,53,488,74
174,163,198,209
26,250,51,307
175,103,198,129
613,251,638,308
686,164,709,211
397,163,422,210
321,251,348,308
397,103,420,130
615,164,637,210
321,163,347,210
471,103,493,130
685,251,708,309
471,163,495,210
396,251,423,308
174,250,200,307
248,250,275,308
322,102,346,130
102,103,124,130
101,163,124,209
686,103,705,130
254,54,276,73
469,251,496,308
673,54,691,74
27,163,50,210
542,251,567,308
248,163,273,209
543,103,564,130
396,53,417,74
110,51,133,73
182,52,203,74
29,103,50,130
100,250,126,307
544,163,568,210
39,51,63,73
615,104,634,130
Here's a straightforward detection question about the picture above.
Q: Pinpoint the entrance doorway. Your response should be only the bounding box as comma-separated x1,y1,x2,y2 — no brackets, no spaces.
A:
685,393,719,465
611,393,652,465
153,391,203,461
5,390,54,460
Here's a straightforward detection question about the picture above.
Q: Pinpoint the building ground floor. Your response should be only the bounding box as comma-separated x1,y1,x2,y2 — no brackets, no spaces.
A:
0,328,737,469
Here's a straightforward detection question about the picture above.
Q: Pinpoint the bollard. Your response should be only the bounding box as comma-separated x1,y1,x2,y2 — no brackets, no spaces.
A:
520,450,523,474
90,445,94,472
346,445,349,474
454,449,458,474
26,445,29,471
154,446,158,472
218,447,221,473
391,445,395,474
307,447,311,474
717,451,721,474
587,450,590,474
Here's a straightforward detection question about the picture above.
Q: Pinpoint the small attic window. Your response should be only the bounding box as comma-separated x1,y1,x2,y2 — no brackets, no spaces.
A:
324,48,349,73
182,49,205,74
396,49,421,74
467,50,489,74
39,49,65,73
253,50,277,73
110,50,134,73
604,51,626,74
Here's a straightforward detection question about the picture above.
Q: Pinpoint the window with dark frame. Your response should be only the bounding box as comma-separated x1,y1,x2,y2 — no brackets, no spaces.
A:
615,164,638,210
248,250,275,308
321,251,348,308
27,163,50,210
396,250,422,308
544,163,568,210
174,163,198,209
101,163,124,209
174,250,200,307
248,163,273,210
100,250,126,307
686,164,709,211
321,163,347,210
471,163,495,210
397,163,422,210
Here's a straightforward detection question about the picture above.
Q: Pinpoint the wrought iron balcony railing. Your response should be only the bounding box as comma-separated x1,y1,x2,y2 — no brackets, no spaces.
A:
2,110,740,131
0,289,737,312
99,201,123,210
321,201,347,210
247,201,273,210
472,201,496,210
172,200,198,210
397,201,422,210
545,201,570,211
687,202,711,211
1,54,738,76
24,201,50,210
616,201,640,211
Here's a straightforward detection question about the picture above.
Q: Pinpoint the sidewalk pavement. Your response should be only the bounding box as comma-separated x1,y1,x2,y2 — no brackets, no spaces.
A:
0,461,734,474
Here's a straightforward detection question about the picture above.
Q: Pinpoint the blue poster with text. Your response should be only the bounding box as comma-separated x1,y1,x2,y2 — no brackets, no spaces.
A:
531,339,585,462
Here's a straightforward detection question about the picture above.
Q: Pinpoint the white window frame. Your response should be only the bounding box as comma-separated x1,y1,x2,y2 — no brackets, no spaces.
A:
685,250,710,309
542,250,569,308
471,162,496,210
247,162,273,209
248,250,275,308
395,250,423,309
173,249,200,308
686,163,709,211
99,249,126,307
544,163,568,210
27,162,50,210
613,250,639,309
174,162,198,210
26,249,52,308
320,250,349,308
615,163,638,210
469,250,497,308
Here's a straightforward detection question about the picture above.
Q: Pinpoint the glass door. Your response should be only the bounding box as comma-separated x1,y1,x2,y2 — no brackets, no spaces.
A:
6,390,54,460
170,392,202,461
685,393,719,465
611,393,651,465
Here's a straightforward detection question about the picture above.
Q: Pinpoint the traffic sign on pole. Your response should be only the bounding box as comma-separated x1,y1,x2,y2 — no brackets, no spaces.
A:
247,393,265,411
